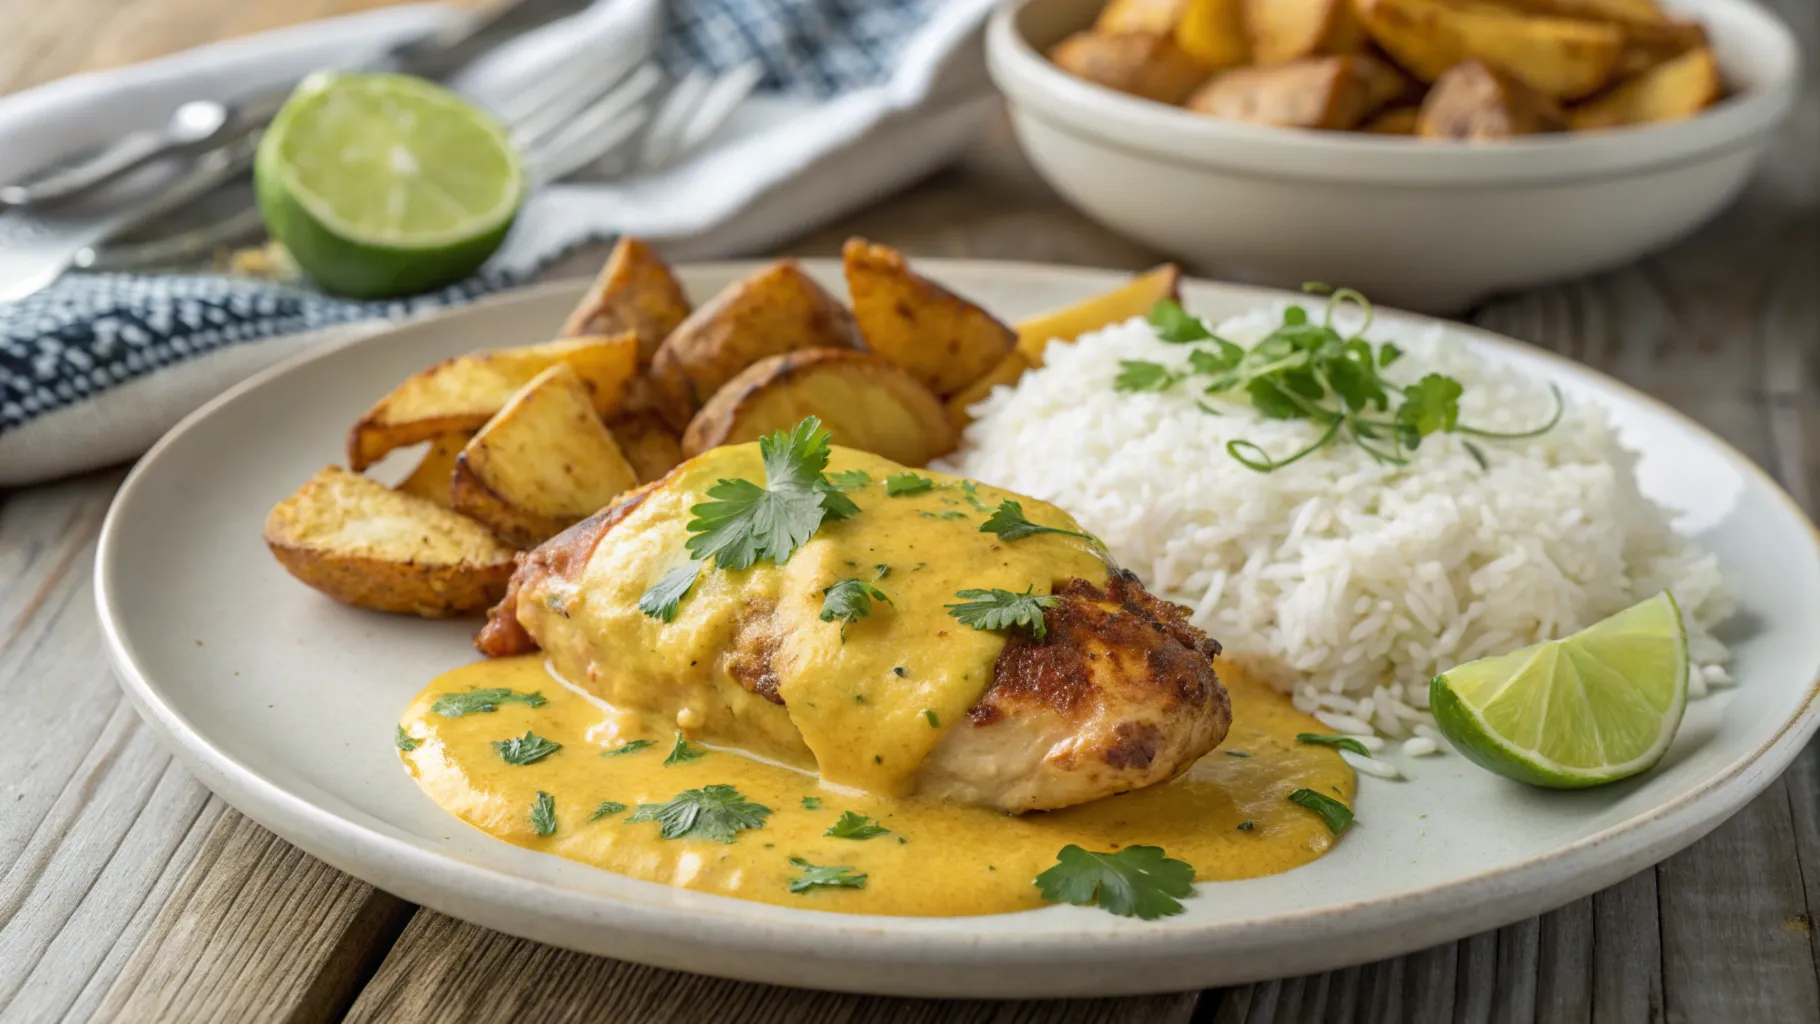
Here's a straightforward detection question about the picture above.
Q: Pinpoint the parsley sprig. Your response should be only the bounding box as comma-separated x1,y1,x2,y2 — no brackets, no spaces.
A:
431,688,547,717
979,500,1096,544
825,811,890,840
530,792,557,836
493,731,562,766
1118,293,1564,472
625,785,772,843
663,731,706,766
1034,844,1195,920
947,587,1057,639
788,857,867,893
820,578,892,639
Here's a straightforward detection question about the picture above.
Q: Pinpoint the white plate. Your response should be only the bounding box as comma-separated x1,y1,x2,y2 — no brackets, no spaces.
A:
96,262,1820,998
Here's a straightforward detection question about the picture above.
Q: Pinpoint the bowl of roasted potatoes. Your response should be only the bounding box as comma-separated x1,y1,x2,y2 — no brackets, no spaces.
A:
986,0,1799,310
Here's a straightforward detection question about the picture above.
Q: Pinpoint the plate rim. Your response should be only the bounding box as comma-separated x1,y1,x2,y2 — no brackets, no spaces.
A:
93,261,1820,994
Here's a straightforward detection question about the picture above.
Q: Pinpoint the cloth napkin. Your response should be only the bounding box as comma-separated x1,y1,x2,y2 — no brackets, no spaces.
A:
0,0,1000,486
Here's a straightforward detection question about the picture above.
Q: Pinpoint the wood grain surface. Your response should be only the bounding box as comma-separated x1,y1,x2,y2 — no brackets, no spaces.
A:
1,0,1817,1021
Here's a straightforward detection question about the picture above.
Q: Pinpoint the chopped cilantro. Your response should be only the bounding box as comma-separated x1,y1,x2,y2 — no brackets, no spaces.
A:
788,857,867,893
825,811,890,840
820,578,892,639
1237,820,1255,832
531,792,557,836
923,709,940,728
946,587,1057,639
1288,788,1354,835
493,731,561,766
589,800,628,821
801,796,822,810
638,561,702,622
1033,844,1195,920
664,731,706,766
959,480,993,511
684,418,855,571
885,472,935,496
625,785,771,843
394,726,420,752
979,499,1096,544
431,688,547,717
1223,750,1252,758
1296,733,1372,757
1113,360,1181,392
601,739,654,757
826,468,873,491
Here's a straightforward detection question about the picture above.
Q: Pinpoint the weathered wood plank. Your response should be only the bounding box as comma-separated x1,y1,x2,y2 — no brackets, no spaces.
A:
1590,871,1663,1024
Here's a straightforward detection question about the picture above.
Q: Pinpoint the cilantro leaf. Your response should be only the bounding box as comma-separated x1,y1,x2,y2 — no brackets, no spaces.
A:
826,469,873,491
684,417,850,571
815,479,861,520
493,731,562,766
664,731,706,766
1283,305,1309,326
1296,732,1372,757
788,857,867,893
1396,373,1463,448
1378,342,1404,367
820,578,892,638
431,688,547,718
531,792,557,836
959,480,993,512
394,726,420,753
980,499,1096,544
921,510,967,521
1033,845,1195,920
885,472,935,496
625,785,772,843
825,811,890,840
1288,788,1354,834
590,800,627,821
802,796,822,810
601,739,653,757
1188,343,1244,376
639,561,702,622
1147,298,1213,343
923,709,940,728
946,587,1057,639
1114,360,1181,393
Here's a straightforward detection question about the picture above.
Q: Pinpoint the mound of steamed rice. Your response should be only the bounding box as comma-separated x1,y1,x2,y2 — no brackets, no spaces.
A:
945,305,1733,743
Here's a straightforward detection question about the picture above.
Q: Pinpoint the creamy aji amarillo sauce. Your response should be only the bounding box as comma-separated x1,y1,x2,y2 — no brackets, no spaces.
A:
399,657,1354,917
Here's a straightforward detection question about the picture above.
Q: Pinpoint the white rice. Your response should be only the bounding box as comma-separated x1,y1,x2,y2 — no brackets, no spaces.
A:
944,306,1733,740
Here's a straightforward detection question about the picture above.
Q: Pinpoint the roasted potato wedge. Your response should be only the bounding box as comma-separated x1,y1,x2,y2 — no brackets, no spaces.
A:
1048,30,1212,104
1355,0,1624,100
945,351,1032,431
1418,61,1566,138
450,364,641,549
682,349,956,466
558,236,691,365
1570,46,1722,130
1096,0,1190,34
1363,105,1422,133
843,239,1018,397
649,259,859,427
1246,0,1367,65
265,466,514,617
347,334,639,471
1097,0,1250,69
394,432,468,507
1016,264,1181,367
1499,0,1699,48
1187,55,1409,130
607,411,686,484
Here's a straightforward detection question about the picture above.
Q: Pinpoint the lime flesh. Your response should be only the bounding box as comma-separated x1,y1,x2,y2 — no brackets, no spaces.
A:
1430,591,1688,789
255,72,524,299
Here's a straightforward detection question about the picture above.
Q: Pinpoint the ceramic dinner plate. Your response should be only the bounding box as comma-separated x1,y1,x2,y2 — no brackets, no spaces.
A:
95,262,1820,998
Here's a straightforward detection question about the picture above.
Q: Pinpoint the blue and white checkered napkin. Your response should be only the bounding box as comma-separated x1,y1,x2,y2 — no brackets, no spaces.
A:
0,0,999,485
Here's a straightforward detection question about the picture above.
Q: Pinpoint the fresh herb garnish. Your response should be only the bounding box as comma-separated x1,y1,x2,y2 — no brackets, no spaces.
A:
589,800,627,821
923,709,940,728
802,796,822,810
431,688,547,717
639,560,703,622
826,468,873,491
892,666,907,677
394,726,420,752
625,785,771,843
1297,733,1372,757
1237,820,1255,832
788,857,867,893
664,731,706,766
820,578,892,639
494,731,562,766
947,587,1058,639
825,811,890,840
1224,750,1252,758
1033,844,1195,920
601,739,654,757
684,417,855,572
1288,788,1354,835
885,472,936,496
920,510,969,521
1124,296,1564,472
531,792,557,836
959,480,993,512
980,499,1096,544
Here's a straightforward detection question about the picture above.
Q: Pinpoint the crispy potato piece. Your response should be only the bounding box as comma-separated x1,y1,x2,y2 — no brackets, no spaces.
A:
558,236,691,366
607,411,686,483
450,364,641,549
843,238,1018,397
1187,55,1409,130
394,432,468,507
649,259,859,426
682,349,956,467
1015,264,1180,367
1096,0,1250,69
265,466,514,617
347,334,638,471
1570,46,1722,130
1418,61,1566,139
1363,105,1422,133
1097,0,1190,34
945,351,1031,431
1047,31,1211,104
1246,0,1367,65
1355,0,1624,100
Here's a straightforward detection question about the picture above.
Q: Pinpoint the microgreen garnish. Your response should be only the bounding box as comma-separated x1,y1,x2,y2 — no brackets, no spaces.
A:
826,811,890,840
590,800,627,821
394,726,420,752
684,418,856,572
494,731,561,766
664,732,706,766
639,561,702,622
1297,733,1372,757
531,792,557,836
979,499,1096,544
788,857,867,893
802,796,822,810
601,739,654,757
1288,788,1354,835
431,688,547,717
946,587,1057,639
820,578,892,639
826,468,873,491
1125,296,1564,472
885,472,935,496
625,785,771,843
1033,845,1195,920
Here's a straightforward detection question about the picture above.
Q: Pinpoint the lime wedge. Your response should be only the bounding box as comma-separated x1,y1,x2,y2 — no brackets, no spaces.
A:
255,72,524,299
1430,591,1688,789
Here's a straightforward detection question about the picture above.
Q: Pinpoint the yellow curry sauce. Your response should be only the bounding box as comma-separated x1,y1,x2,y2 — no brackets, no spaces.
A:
397,445,1354,915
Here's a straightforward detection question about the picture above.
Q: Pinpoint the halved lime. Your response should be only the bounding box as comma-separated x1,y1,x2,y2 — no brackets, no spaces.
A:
1430,591,1688,789
255,72,524,299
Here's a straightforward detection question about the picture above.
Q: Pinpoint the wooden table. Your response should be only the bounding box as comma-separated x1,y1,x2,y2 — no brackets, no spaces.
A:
4,2,1818,1021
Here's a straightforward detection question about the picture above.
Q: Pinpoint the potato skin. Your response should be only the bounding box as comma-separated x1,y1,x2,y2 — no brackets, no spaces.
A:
682,348,956,466
1047,30,1211,104
1015,264,1180,367
1570,45,1721,130
843,238,1018,397
267,543,512,618
1188,55,1408,130
1355,0,1624,100
1246,0,1367,66
1418,61,1566,139
558,236,691,366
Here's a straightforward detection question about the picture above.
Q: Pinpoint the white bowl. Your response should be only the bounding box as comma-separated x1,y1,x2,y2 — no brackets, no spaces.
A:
986,0,1800,312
